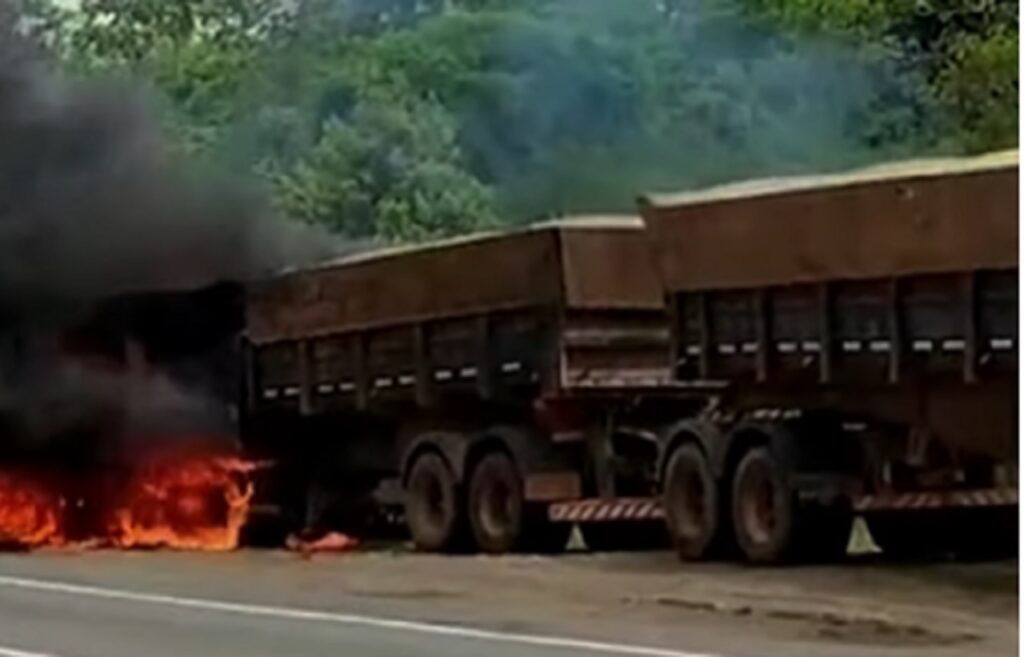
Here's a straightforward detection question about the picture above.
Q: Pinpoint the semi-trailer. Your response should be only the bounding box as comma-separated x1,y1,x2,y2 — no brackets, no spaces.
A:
243,151,1018,562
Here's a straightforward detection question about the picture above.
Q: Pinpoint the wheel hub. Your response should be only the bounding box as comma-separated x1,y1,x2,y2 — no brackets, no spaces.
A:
671,466,708,539
741,464,777,545
422,476,447,525
480,479,514,537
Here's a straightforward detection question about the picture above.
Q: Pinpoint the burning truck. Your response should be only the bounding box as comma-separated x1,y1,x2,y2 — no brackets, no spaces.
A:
0,283,256,549
0,151,1014,563
0,2,1015,562
0,24,328,551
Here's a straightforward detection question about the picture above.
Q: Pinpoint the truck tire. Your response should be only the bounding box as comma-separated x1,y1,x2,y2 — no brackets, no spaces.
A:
663,443,721,560
731,447,797,563
467,452,571,554
467,452,526,554
405,452,464,552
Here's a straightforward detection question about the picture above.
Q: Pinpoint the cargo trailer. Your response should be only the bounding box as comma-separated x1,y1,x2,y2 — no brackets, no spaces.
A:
640,150,1018,561
243,151,1018,562
243,217,681,552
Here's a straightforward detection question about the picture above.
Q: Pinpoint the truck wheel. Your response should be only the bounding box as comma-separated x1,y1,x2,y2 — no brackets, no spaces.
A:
468,452,526,554
405,452,464,552
663,443,720,560
731,447,796,563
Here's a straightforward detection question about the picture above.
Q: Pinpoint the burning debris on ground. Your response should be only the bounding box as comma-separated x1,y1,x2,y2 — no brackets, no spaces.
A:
286,531,361,557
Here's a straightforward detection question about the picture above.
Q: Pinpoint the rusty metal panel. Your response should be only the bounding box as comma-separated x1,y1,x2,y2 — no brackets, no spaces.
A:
248,219,668,345
557,220,665,310
254,342,300,406
641,151,1018,292
311,335,357,386
560,310,672,389
248,229,563,344
524,471,582,502
732,380,1017,461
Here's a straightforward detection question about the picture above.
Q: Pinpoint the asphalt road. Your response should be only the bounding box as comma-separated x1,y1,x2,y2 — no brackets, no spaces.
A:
0,551,1013,657
0,574,712,657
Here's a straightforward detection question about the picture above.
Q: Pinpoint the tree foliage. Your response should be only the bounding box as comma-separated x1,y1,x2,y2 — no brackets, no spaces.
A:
749,0,1018,150
266,93,496,240
18,0,1019,241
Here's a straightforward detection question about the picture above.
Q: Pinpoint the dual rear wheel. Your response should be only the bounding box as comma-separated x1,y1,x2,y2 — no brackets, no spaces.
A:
663,443,721,559
663,442,851,563
405,452,465,552
405,449,570,554
731,447,851,563
408,438,855,562
467,452,570,553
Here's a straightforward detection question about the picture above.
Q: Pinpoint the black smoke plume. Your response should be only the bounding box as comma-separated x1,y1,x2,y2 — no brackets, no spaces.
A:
0,11,334,464
0,18,332,316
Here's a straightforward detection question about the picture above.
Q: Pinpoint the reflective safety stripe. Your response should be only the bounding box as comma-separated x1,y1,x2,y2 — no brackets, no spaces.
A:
548,498,664,523
854,487,1018,511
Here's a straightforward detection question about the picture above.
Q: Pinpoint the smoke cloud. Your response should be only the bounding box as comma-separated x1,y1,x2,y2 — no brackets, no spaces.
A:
0,13,335,317
0,11,337,459
477,0,931,218
327,0,936,220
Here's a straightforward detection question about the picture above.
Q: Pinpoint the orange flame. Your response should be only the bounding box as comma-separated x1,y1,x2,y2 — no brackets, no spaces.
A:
109,456,257,551
0,473,62,547
0,453,259,551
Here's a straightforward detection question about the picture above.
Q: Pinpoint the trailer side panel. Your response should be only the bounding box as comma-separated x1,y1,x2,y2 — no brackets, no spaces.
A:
642,153,1017,292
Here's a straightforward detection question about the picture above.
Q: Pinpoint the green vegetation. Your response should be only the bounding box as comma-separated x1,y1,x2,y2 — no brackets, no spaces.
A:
20,0,1019,241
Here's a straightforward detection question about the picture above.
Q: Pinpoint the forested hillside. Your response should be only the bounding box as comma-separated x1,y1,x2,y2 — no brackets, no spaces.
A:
17,0,1018,241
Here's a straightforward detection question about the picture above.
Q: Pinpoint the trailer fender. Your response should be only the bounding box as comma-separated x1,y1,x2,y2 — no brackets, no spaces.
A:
401,426,570,488
658,419,724,483
400,431,469,488
463,425,568,480
721,415,862,498
463,426,580,502
720,420,801,483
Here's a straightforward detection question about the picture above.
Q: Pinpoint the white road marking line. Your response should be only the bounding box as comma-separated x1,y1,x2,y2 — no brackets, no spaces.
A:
0,646,62,657
0,574,720,657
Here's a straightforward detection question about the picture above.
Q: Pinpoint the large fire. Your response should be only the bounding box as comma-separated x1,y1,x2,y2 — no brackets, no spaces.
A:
110,455,257,551
0,473,62,548
0,453,258,551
